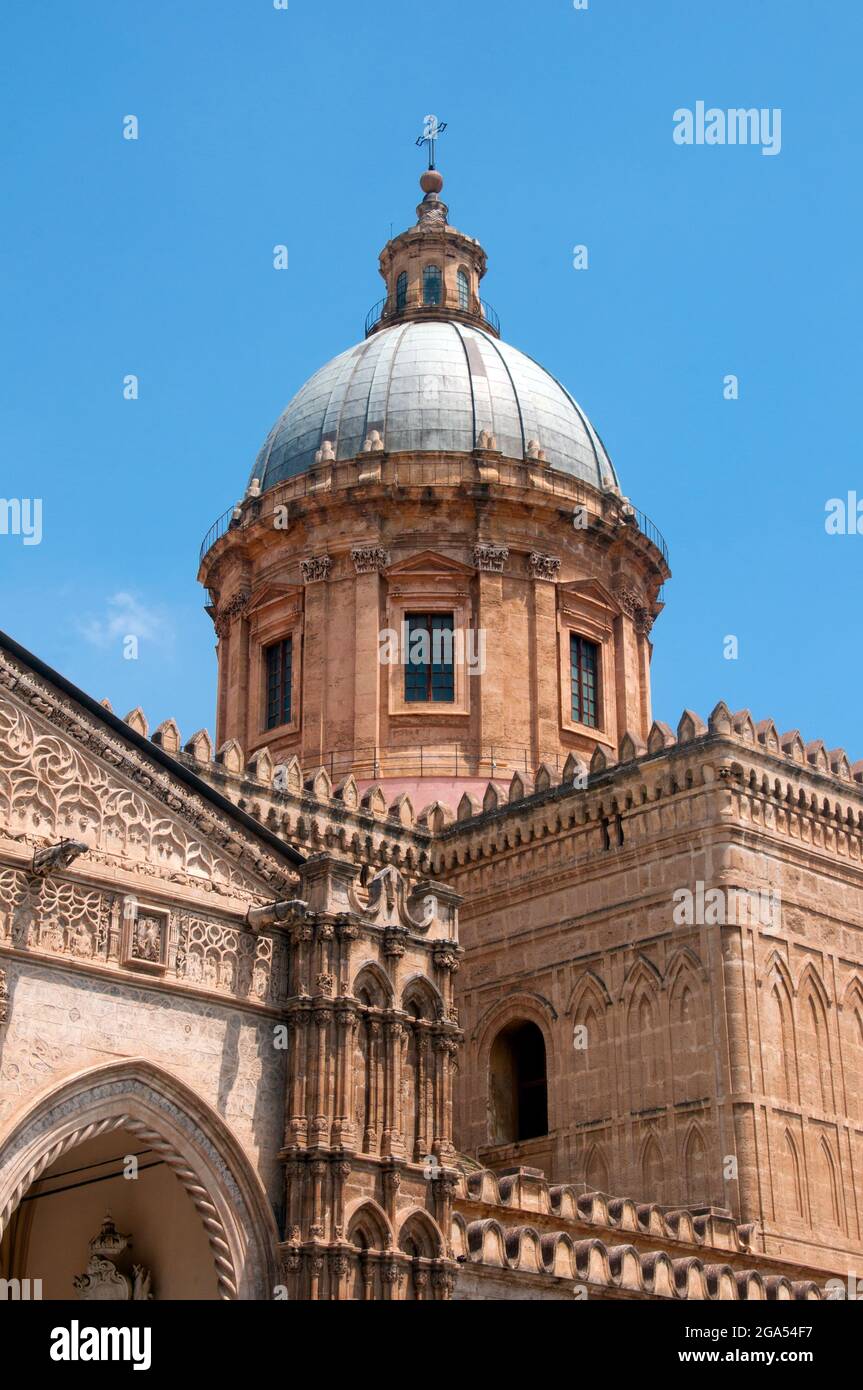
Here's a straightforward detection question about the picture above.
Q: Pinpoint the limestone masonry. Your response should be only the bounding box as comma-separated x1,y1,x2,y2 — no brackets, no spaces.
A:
0,166,857,1301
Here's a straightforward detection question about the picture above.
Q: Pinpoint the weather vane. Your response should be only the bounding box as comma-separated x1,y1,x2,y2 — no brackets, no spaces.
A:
416,115,447,170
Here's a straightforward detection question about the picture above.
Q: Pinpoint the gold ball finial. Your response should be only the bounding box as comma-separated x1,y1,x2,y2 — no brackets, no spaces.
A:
420,168,444,195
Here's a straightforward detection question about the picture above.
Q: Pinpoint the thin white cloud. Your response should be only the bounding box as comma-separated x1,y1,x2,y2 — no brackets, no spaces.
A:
76,592,174,650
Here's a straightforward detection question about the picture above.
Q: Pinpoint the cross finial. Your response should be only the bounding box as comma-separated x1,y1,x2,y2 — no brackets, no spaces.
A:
416,114,447,170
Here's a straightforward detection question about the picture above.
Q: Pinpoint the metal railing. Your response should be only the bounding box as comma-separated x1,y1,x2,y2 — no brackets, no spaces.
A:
364,295,500,337
199,459,669,569
297,744,575,785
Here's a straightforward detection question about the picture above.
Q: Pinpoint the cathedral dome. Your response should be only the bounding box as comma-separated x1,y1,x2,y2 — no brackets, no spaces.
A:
249,320,619,495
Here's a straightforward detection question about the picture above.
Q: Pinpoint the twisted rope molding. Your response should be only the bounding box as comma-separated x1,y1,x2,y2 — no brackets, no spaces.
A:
0,1113,239,1299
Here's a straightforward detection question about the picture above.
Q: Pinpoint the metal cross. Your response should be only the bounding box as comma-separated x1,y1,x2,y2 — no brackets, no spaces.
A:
416,115,447,170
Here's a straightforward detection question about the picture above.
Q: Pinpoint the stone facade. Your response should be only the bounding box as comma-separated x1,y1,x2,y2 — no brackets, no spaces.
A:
0,166,857,1303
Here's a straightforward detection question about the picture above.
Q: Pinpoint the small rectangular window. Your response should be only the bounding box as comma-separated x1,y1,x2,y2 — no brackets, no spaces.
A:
265,638,293,729
404,613,454,703
570,634,599,728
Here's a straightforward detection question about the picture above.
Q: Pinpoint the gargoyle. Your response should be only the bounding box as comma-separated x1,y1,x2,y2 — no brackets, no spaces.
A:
31,839,89,877
246,898,309,933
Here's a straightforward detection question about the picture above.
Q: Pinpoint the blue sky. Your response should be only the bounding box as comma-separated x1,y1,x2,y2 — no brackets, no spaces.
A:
1,0,861,757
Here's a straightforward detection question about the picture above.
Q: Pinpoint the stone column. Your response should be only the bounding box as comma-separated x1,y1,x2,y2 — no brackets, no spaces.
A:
333,1007,357,1146
300,556,332,766
528,554,561,764
474,546,509,762
415,1030,430,1162
382,1022,406,1157
351,548,388,776
310,1010,330,1144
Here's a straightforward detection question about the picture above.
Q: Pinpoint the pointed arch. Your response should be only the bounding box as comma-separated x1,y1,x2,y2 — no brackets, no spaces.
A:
396,1208,444,1259
640,1132,664,1204
346,1197,393,1250
762,961,798,1104
401,974,443,1020
0,1058,279,1299
584,1143,610,1194
780,1128,804,1220
798,969,833,1112
683,1125,709,1205
814,1136,842,1230
840,981,863,1121
566,969,612,1019
570,972,611,1125
626,965,662,1113
352,960,393,1008
667,950,708,1103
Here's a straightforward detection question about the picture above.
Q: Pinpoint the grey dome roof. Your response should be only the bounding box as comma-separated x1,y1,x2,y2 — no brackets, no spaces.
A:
251,320,618,493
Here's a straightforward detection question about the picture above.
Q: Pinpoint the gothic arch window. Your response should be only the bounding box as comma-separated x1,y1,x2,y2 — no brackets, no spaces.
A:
396,270,407,311
457,267,470,310
422,263,442,306
489,1019,549,1144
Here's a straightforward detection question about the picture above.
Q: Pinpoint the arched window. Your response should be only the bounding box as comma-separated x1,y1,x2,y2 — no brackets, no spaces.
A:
489,1020,548,1143
396,271,407,312
423,264,442,306
457,268,470,310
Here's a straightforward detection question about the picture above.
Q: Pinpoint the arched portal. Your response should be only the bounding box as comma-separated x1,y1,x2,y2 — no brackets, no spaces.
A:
0,1060,279,1300
489,1020,549,1144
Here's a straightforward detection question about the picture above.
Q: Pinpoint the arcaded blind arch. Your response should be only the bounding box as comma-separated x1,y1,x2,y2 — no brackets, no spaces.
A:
488,1020,549,1144
570,981,610,1124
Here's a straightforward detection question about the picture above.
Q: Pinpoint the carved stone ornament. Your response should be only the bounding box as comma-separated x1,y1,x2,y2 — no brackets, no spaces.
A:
301,555,332,584
31,838,88,876
473,544,509,574
350,865,437,932
0,968,7,1024
0,648,298,900
120,898,169,973
214,589,250,638
73,1213,153,1301
529,553,561,583
634,606,656,637
351,546,391,574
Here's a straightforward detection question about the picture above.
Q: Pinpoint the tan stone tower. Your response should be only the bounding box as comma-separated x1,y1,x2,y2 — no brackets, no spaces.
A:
198,165,669,810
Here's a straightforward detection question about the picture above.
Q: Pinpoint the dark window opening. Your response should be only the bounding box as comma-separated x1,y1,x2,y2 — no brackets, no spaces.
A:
457,268,470,310
489,1020,549,1143
404,612,454,703
570,633,599,727
396,271,407,311
265,637,293,729
423,264,442,306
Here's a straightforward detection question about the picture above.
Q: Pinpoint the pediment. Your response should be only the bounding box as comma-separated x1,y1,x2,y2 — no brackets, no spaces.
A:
557,577,622,614
247,580,304,616
386,550,476,580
